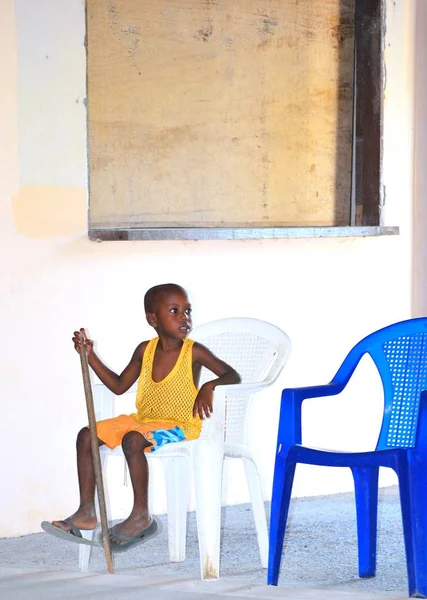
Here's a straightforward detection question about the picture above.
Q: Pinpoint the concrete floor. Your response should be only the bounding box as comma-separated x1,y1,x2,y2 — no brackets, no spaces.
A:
0,567,408,600
0,487,410,600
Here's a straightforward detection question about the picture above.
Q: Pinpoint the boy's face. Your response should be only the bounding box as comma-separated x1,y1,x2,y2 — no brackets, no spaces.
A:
147,290,192,339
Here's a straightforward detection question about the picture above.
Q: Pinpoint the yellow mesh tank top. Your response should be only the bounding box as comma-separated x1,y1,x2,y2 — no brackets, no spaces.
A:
132,337,201,439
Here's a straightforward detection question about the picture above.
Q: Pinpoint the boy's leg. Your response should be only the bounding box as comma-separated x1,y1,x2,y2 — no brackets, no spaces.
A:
52,426,105,532
110,430,153,545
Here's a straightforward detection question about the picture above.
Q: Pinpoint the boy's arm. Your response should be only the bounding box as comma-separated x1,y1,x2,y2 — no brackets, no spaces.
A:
192,342,241,419
73,328,146,395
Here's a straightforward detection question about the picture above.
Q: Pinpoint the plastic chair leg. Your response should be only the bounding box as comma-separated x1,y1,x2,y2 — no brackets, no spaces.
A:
242,457,268,568
162,456,190,563
79,530,95,571
267,458,296,586
351,466,379,578
399,451,427,598
193,439,224,580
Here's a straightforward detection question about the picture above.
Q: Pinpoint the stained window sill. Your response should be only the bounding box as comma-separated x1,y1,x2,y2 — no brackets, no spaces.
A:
89,226,399,241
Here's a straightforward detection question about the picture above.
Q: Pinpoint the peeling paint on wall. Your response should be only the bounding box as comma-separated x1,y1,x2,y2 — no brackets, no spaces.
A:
12,186,87,239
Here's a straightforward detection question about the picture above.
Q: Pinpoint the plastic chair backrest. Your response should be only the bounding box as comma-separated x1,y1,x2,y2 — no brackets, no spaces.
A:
192,318,291,445
332,318,427,451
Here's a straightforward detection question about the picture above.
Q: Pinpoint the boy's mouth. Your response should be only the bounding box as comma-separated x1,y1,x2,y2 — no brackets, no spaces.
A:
179,325,190,332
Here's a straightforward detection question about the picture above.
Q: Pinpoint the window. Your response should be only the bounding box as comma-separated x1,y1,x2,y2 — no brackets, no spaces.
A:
86,0,389,240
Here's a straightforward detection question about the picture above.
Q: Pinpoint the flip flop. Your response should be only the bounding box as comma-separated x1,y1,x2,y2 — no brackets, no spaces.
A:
107,517,161,554
41,519,98,546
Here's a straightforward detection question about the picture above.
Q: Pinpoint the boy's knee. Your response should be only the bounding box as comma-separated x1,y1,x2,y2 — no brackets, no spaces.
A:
122,430,148,454
77,426,90,445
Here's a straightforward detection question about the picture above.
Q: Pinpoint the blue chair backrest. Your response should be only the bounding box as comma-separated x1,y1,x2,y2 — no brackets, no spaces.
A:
332,318,427,451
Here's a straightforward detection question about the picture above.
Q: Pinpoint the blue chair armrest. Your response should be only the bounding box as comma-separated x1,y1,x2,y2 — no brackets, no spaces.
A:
277,343,365,451
286,382,345,402
285,339,366,405
277,383,349,450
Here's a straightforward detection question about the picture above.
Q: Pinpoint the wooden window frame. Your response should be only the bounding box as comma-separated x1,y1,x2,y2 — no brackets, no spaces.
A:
352,0,383,226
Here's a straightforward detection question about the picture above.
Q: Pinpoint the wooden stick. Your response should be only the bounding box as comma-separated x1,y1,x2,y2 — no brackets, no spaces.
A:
79,336,114,574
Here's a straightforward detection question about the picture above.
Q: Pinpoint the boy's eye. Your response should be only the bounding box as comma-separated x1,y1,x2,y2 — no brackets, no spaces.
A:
170,308,178,314
185,308,192,316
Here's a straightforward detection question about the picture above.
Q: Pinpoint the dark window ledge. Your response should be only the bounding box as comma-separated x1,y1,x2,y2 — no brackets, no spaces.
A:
89,226,399,242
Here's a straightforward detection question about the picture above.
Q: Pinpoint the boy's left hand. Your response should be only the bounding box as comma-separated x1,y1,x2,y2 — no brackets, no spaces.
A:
193,382,214,419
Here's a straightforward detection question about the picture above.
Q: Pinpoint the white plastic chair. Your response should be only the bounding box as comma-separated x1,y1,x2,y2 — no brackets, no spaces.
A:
79,317,291,579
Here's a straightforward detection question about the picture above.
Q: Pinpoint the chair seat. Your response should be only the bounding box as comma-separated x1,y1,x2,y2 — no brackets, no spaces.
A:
285,444,406,469
103,439,194,458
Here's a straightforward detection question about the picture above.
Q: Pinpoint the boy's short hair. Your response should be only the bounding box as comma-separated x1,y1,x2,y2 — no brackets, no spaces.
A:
144,283,187,313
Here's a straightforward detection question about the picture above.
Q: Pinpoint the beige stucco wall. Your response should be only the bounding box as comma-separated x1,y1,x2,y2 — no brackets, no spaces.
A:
0,0,418,538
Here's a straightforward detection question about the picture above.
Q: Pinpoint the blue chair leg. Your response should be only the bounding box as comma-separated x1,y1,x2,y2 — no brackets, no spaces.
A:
351,466,379,578
399,451,427,598
267,458,296,586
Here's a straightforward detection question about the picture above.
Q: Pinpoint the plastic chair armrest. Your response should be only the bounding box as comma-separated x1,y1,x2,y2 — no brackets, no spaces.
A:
277,383,345,448
198,386,227,442
285,381,346,403
199,380,280,443
279,331,367,408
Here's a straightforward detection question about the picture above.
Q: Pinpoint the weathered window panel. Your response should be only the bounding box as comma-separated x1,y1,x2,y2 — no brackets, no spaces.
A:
87,0,356,229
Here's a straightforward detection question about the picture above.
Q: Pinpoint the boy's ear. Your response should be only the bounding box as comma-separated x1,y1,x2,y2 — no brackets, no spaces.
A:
146,312,157,327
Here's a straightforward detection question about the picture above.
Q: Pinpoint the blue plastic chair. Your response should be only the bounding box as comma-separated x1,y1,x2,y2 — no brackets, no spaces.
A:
268,318,427,598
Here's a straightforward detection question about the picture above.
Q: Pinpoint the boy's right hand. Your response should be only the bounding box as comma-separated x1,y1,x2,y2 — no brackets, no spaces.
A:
72,328,94,356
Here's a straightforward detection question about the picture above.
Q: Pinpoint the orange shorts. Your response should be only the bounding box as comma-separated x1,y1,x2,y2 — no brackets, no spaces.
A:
96,414,187,453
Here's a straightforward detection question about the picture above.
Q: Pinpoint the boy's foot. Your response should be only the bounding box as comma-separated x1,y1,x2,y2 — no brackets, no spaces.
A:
41,518,98,546
108,517,161,553
109,514,152,545
41,508,98,545
51,511,97,533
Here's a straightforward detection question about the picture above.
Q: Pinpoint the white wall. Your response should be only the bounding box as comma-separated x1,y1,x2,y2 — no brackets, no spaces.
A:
0,0,417,537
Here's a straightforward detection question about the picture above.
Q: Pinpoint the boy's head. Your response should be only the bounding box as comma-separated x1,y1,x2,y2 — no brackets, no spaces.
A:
144,283,192,337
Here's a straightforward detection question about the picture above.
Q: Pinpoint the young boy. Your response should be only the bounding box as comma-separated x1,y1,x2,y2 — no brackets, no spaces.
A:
42,283,241,553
